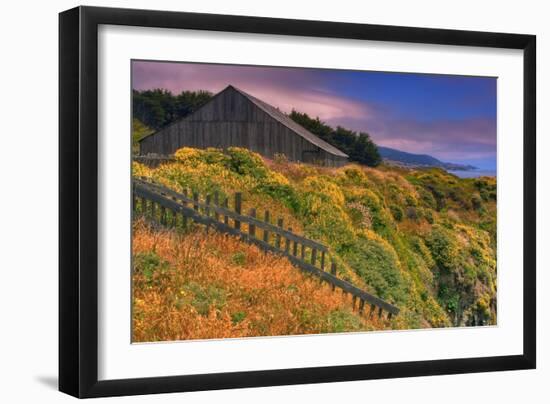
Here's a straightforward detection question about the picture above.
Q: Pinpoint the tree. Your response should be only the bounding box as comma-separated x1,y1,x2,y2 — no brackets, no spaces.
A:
350,132,382,166
289,110,334,142
289,110,381,167
133,89,213,129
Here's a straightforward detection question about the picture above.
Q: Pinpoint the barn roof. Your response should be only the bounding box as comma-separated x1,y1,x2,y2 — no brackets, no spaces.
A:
138,85,349,159
228,86,348,158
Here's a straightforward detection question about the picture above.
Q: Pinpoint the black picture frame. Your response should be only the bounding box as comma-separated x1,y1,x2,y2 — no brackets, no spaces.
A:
59,5,536,398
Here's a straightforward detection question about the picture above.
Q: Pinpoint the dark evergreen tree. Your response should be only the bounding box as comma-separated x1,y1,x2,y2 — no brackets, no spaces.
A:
289,110,381,167
133,89,213,129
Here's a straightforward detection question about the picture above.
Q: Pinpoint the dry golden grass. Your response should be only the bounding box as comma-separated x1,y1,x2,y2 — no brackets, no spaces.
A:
132,219,388,342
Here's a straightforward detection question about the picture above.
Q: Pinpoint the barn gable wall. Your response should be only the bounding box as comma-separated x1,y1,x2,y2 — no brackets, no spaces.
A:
139,87,347,167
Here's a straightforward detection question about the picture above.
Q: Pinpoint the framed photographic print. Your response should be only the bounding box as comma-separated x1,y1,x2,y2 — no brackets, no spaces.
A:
59,6,536,398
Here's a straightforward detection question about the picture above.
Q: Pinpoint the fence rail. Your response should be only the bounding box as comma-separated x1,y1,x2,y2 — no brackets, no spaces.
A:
132,178,399,318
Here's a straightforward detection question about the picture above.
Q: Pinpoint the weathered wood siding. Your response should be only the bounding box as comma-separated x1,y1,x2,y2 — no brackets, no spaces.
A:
139,87,348,167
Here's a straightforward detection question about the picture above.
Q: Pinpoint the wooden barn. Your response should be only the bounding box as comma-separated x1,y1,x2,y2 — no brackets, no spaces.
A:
138,85,349,166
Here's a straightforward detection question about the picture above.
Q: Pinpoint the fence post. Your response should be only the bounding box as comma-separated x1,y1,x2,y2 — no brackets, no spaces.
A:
140,197,146,216
234,193,242,230
263,210,270,242
160,206,166,225
330,262,337,291
321,251,326,271
301,244,305,260
248,208,256,238
181,189,188,228
292,240,298,256
172,209,177,227
193,192,199,211
182,211,188,229
151,201,156,221
369,304,376,318
352,295,357,310
182,189,188,207
359,299,365,314
223,198,229,225
276,218,283,249
205,195,211,217
213,192,220,221
132,186,137,214
311,248,317,266
285,228,291,253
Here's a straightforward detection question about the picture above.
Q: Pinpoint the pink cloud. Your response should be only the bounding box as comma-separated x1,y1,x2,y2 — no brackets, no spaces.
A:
369,117,496,160
132,61,372,122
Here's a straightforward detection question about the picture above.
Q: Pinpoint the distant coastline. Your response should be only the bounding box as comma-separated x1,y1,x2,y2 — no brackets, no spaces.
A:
447,169,496,178
378,146,478,172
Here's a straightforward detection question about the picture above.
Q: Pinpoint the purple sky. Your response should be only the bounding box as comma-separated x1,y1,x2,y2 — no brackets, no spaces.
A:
132,60,497,169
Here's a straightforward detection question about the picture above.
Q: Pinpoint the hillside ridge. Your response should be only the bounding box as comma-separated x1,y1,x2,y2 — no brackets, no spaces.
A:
133,147,497,330
378,146,477,171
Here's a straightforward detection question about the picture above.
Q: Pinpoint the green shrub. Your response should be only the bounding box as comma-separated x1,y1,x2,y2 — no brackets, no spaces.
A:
254,182,301,212
390,204,404,221
425,225,460,273
342,167,368,184
424,208,435,224
415,186,437,209
405,194,418,207
133,251,170,285
471,193,483,210
231,311,247,324
342,237,406,304
231,251,247,266
359,190,395,235
226,147,269,179
438,284,460,314
184,281,227,316
326,309,364,333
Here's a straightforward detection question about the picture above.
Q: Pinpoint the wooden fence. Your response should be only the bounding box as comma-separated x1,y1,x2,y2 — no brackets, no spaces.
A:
132,177,399,318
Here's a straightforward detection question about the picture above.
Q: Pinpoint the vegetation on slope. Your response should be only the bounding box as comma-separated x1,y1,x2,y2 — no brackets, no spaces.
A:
132,219,386,342
133,147,497,331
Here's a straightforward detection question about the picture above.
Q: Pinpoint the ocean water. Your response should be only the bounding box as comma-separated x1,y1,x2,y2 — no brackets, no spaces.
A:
447,169,496,178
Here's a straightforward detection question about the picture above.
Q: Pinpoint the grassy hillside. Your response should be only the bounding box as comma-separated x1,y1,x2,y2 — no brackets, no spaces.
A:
133,147,497,332
133,219,386,342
